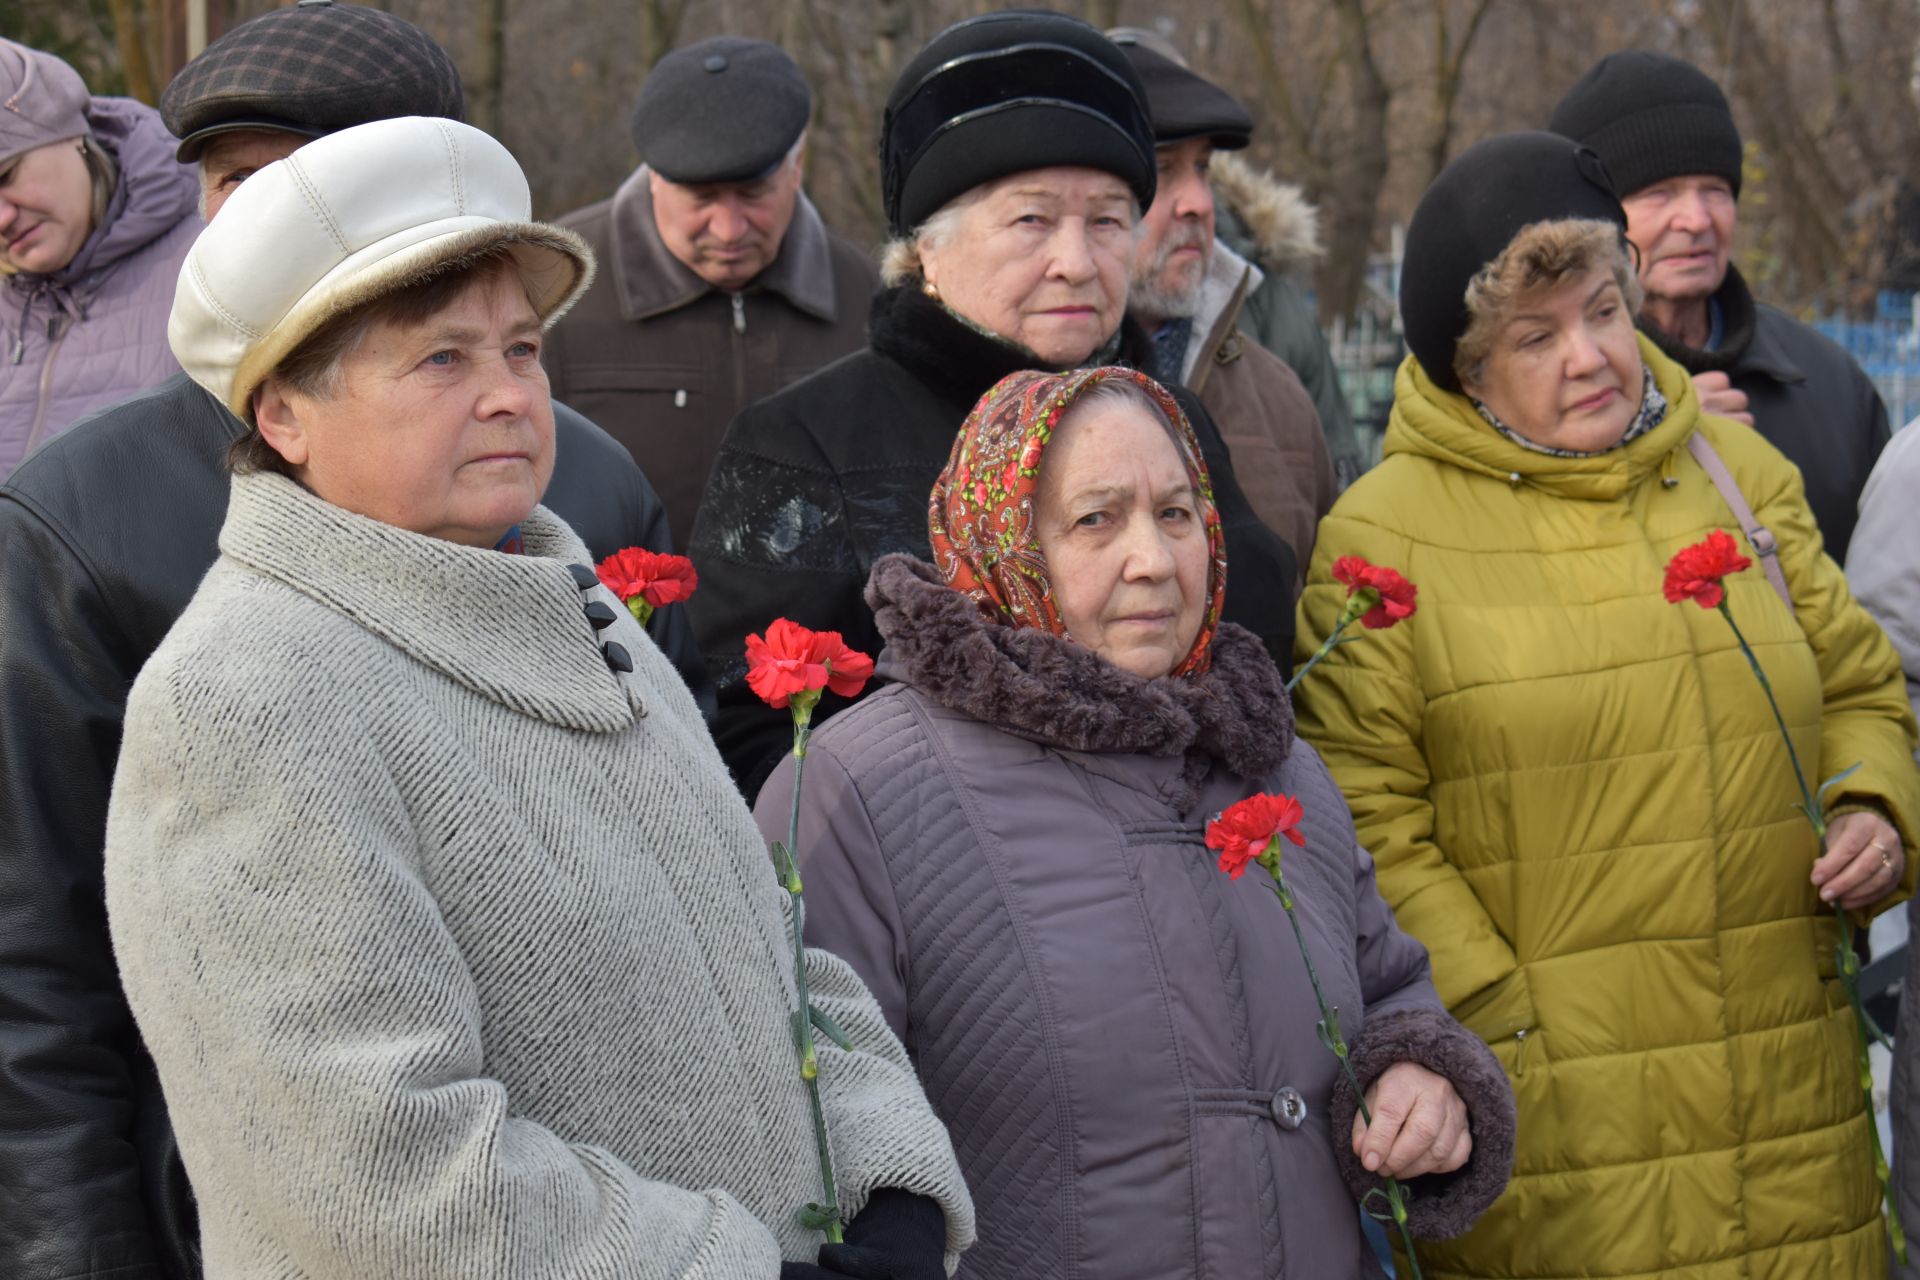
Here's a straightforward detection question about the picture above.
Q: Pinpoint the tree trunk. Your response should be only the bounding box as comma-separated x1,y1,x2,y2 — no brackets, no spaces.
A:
106,0,157,105
1315,0,1392,322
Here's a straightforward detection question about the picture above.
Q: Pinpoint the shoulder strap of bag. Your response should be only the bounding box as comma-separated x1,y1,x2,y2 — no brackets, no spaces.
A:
1686,431,1794,611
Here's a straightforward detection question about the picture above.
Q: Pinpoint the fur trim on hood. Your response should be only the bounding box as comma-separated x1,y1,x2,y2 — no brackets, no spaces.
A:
1211,151,1322,272
865,554,1294,809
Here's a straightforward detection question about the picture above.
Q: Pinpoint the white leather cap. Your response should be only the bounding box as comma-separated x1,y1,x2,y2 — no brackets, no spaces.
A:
169,115,594,422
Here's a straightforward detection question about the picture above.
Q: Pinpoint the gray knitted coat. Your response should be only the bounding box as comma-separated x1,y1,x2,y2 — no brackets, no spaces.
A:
104,473,973,1279
759,557,1514,1280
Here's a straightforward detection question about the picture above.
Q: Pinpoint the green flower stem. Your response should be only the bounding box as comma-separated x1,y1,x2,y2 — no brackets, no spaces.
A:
1269,867,1424,1279
1712,599,1905,1263
780,715,845,1244
1287,613,1357,695
625,596,654,629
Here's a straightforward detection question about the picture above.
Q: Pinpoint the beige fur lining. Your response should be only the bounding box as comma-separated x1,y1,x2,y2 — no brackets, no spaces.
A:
1209,152,1321,270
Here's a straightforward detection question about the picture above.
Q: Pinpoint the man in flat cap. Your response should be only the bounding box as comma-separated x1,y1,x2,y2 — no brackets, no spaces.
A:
0,6,707,1277
1111,28,1364,493
1551,50,1890,562
544,37,878,548
1111,31,1338,584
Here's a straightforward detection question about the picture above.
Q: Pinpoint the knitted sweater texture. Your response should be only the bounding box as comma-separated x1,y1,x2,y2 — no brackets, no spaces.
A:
104,471,973,1279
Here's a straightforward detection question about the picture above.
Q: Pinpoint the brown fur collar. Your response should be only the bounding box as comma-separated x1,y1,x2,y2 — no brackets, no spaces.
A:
865,555,1294,799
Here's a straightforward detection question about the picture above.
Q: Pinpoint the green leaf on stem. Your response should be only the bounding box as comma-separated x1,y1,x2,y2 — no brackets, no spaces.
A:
795,1202,842,1231
1816,762,1864,806
809,1004,854,1050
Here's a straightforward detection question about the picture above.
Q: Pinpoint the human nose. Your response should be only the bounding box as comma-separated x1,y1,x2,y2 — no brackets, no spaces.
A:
0,193,16,234
1563,324,1607,378
1047,219,1097,283
1120,515,1178,581
476,353,536,420
1172,170,1214,223
708,197,749,242
1669,191,1709,234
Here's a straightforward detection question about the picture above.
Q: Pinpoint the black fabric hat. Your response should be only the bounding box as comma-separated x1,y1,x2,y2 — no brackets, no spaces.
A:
161,0,464,163
630,37,811,185
1400,131,1627,393
881,10,1157,236
1548,50,1743,199
1114,41,1252,150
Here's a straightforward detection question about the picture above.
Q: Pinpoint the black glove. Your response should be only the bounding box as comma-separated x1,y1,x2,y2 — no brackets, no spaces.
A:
780,1189,949,1280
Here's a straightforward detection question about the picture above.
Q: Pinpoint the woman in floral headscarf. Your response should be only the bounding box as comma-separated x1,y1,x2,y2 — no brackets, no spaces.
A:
755,365,1516,1280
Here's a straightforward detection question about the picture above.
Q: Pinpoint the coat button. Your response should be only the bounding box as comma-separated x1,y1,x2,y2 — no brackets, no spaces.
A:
567,563,599,590
603,641,633,673
1270,1086,1307,1131
583,600,617,630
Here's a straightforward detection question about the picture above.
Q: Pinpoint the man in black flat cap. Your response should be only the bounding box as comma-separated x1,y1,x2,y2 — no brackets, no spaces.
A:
1110,32,1338,584
544,37,878,548
0,6,710,1277
1551,50,1890,562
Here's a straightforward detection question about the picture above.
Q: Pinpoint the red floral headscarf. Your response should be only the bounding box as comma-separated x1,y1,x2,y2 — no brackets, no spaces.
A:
927,366,1228,678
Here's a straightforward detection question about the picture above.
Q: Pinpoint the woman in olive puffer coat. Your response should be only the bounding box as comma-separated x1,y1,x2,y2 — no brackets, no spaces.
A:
1294,133,1920,1280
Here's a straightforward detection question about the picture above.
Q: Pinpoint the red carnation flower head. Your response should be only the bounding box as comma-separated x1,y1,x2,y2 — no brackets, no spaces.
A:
745,618,875,724
596,547,698,627
1331,555,1418,630
1205,793,1308,880
1663,529,1752,611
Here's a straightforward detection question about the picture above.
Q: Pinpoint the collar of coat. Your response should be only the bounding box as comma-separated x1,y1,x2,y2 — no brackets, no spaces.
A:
864,554,1294,809
868,284,1156,416
217,470,638,732
605,164,842,324
1383,333,1707,502
1638,264,1806,387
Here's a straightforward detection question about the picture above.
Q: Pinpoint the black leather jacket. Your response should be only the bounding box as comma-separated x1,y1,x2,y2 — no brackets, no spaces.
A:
0,374,711,1280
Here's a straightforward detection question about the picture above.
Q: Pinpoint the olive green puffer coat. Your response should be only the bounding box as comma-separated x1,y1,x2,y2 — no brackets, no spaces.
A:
1294,339,1920,1280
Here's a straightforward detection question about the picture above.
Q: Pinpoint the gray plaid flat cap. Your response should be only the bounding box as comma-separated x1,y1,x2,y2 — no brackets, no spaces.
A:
160,0,464,162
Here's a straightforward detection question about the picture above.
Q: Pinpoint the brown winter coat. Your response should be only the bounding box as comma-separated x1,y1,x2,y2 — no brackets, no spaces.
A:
545,168,879,546
1182,243,1335,586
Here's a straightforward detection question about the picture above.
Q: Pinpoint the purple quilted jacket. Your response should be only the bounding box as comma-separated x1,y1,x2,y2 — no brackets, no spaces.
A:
1,96,199,474
759,556,1516,1280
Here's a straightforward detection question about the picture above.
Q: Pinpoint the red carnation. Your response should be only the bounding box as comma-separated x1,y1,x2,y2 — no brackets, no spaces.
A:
745,618,875,718
596,547,698,626
1663,530,1752,610
1331,555,1418,630
1205,793,1308,880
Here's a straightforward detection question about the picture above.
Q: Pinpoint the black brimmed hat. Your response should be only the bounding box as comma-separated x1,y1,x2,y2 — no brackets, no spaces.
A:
1400,131,1627,392
161,0,464,163
881,10,1157,236
630,37,812,185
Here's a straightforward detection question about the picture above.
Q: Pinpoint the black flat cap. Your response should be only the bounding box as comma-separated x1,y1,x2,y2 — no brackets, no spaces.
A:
881,10,1156,236
1400,131,1627,392
1115,41,1252,150
630,37,811,185
161,0,464,163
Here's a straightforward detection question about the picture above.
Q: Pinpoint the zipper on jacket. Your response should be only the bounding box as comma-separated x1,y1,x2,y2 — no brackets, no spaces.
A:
22,313,71,460
730,292,747,410
731,292,746,335
1513,1027,1532,1075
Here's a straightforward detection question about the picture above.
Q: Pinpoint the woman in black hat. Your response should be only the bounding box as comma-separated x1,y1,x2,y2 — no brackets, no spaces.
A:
1292,131,1919,1280
684,9,1299,796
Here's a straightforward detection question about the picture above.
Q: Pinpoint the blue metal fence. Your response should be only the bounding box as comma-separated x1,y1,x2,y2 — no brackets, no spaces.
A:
1812,291,1920,430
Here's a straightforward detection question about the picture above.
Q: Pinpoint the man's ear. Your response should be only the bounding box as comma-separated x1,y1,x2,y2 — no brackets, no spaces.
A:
253,378,312,468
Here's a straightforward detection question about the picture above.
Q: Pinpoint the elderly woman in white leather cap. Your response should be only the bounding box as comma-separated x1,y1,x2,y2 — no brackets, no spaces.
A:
102,115,971,1280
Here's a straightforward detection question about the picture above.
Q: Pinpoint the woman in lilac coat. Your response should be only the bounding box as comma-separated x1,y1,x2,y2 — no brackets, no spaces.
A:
0,38,200,472
758,366,1516,1279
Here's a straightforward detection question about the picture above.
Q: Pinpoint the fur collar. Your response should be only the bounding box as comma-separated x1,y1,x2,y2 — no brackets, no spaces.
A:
1209,152,1323,271
867,285,1156,417
865,555,1293,805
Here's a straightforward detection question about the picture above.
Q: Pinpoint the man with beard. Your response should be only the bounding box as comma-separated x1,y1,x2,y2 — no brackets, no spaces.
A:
1113,33,1335,584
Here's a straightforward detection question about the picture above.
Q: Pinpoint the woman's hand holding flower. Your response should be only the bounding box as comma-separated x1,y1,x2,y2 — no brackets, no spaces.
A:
1814,810,1905,909
1354,1061,1472,1179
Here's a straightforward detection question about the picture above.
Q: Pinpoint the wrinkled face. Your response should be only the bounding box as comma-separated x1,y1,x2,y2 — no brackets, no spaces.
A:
0,138,95,274
919,166,1136,366
1619,174,1737,305
199,129,304,221
1462,266,1645,453
1130,137,1215,321
254,267,556,548
648,149,805,291
1036,396,1209,680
